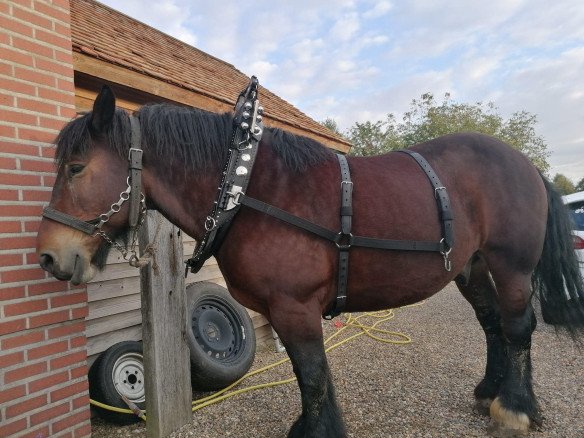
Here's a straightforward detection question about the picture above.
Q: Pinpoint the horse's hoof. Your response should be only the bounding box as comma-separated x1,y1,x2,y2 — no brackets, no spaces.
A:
489,397,530,436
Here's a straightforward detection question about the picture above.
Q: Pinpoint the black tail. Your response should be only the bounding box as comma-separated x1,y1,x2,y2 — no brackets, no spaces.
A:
532,175,584,338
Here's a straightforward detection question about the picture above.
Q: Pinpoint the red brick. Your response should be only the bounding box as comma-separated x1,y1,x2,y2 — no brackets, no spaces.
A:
52,409,91,434
0,285,26,300
0,351,24,368
28,280,68,296
51,350,87,371
71,305,89,319
20,158,56,173
35,29,72,51
1,266,46,282
0,140,39,156
18,127,59,144
0,156,18,169
12,6,53,30
21,426,50,438
4,298,48,316
0,235,37,251
0,253,23,267
0,204,43,217
0,76,36,96
35,57,73,78
48,321,84,339
57,77,75,94
5,394,47,419
70,364,88,380
34,1,71,23
0,189,19,201
74,422,92,438
30,402,69,426
37,86,72,103
41,144,57,159
51,291,87,308
1,108,38,125
40,115,69,131
12,36,54,58
5,361,47,383
70,335,87,349
27,339,68,360
72,394,90,411
0,418,27,437
25,219,42,234
1,329,44,349
0,385,26,404
2,110,37,125
0,46,35,68
0,220,22,233
29,309,70,328
28,369,68,393
43,174,57,186
0,14,34,37
0,318,27,336
17,96,60,115
0,124,17,138
50,380,88,403
0,171,41,186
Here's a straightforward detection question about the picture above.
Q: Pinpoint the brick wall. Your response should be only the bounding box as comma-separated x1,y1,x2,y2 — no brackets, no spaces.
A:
0,1,90,437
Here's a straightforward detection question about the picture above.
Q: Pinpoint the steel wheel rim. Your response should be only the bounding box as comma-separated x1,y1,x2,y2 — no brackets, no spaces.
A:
192,297,245,363
111,352,145,403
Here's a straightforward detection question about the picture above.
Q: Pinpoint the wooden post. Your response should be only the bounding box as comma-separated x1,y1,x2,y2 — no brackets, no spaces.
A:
139,211,192,437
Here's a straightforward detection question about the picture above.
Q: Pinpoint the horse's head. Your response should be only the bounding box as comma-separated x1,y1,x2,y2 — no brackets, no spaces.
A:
37,86,136,284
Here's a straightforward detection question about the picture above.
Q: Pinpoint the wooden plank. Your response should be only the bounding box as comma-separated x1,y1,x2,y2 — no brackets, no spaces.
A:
87,325,142,357
86,309,143,338
139,211,191,436
87,294,142,320
87,277,140,302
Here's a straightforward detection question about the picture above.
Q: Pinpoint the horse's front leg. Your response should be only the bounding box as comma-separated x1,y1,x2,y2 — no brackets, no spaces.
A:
270,300,346,438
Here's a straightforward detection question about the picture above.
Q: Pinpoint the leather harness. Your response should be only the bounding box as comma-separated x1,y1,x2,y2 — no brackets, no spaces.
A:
186,77,454,319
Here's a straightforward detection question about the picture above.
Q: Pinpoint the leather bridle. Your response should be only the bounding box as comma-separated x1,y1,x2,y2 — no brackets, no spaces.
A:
42,115,147,267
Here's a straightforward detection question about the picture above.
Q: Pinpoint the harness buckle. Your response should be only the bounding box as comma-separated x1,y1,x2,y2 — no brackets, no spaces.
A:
205,216,217,232
335,232,354,250
341,180,353,189
128,147,143,161
434,186,446,199
439,238,452,272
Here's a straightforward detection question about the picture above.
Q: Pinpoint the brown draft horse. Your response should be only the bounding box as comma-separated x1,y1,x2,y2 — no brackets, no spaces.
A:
37,86,584,437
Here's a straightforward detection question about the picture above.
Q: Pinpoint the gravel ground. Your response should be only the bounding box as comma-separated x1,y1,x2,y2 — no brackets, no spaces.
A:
92,283,583,437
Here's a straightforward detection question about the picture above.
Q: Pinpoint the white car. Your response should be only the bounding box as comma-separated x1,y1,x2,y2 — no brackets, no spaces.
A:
562,190,584,281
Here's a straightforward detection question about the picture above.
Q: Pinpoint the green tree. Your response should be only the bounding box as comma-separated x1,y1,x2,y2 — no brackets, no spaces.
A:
553,174,576,195
575,177,584,192
320,118,346,138
347,93,550,173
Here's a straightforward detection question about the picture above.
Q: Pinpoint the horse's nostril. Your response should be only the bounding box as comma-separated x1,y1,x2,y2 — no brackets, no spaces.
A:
39,253,54,272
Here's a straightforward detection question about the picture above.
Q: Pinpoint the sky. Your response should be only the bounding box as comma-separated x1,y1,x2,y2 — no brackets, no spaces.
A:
100,0,584,183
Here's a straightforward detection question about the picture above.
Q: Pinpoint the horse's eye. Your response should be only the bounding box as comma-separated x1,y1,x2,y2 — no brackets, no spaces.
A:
67,164,85,178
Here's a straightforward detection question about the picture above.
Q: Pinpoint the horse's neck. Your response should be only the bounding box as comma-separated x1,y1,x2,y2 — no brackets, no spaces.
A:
143,164,221,239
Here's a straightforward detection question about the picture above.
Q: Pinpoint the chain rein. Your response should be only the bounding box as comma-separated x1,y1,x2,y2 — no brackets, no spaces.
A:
92,176,147,267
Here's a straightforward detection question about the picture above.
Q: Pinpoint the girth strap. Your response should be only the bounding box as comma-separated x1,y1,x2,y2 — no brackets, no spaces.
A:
327,154,353,319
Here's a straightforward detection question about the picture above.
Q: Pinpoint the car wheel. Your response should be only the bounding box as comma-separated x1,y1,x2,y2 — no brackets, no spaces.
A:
88,341,145,425
185,282,256,391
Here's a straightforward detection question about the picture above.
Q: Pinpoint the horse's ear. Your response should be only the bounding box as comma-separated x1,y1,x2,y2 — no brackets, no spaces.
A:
90,85,116,134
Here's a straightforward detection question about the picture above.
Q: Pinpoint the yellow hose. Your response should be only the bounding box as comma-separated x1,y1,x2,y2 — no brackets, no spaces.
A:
90,306,421,420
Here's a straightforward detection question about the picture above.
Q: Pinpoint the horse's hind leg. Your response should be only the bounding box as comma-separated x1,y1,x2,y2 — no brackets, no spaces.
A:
269,300,346,438
455,254,506,409
485,255,540,435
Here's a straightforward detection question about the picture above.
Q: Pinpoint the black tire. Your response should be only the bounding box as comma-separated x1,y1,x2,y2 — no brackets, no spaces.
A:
88,341,145,425
186,282,256,391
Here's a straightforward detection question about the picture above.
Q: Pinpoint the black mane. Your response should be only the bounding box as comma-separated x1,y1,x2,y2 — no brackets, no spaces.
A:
55,103,334,173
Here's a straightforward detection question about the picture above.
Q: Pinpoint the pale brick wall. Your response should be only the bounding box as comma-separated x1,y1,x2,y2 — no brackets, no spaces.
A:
0,1,90,436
